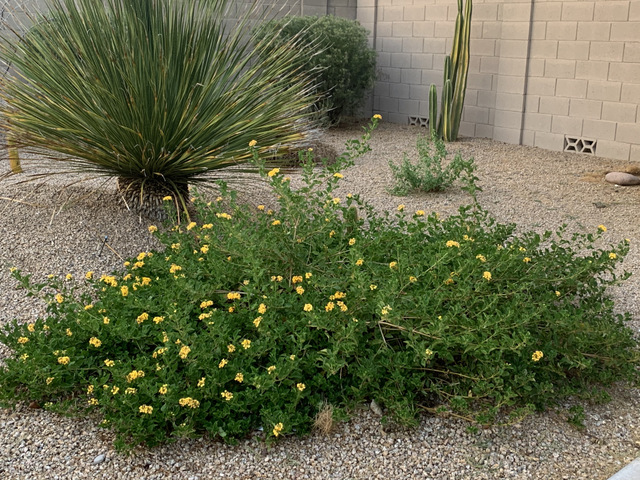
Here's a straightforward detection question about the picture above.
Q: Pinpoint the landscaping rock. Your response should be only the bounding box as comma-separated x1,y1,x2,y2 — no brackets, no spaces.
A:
605,172,640,186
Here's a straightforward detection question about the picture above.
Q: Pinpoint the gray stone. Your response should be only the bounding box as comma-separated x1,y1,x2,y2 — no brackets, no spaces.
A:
92,454,106,465
605,172,640,186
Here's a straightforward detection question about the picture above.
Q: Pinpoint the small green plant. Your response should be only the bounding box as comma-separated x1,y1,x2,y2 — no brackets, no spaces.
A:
567,405,586,430
0,116,638,451
388,133,478,195
254,15,377,125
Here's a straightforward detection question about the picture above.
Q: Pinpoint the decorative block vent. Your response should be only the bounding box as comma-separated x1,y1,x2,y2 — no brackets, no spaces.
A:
564,136,597,155
408,116,429,128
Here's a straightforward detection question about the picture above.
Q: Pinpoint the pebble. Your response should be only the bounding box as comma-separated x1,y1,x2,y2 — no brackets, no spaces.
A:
604,171,640,186
93,454,106,465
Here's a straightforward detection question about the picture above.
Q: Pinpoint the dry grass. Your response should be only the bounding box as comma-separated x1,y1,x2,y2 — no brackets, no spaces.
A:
313,401,335,435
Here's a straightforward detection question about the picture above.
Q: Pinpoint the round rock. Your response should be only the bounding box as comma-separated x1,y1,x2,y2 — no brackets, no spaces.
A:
605,171,640,186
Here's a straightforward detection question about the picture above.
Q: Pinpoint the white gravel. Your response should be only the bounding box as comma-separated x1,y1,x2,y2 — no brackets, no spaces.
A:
0,121,639,479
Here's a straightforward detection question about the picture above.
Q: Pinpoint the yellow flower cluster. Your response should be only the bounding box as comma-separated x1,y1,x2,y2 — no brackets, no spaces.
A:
356,259,364,266
85,271,94,280
258,303,267,314
523,257,531,263
483,271,492,281
609,252,617,260
55,294,64,304
531,350,544,362
476,254,487,262
201,300,213,308
325,302,335,312
179,397,200,408
125,387,137,395
169,264,182,274
227,292,241,300
291,275,303,284
58,356,70,365
271,220,281,226
235,373,244,383
126,370,145,382
253,316,262,328
446,240,460,248
141,277,152,286
296,286,305,295
89,337,102,348
296,383,306,392
17,336,29,344
218,359,228,368
216,213,232,220
241,339,251,349
153,316,164,324
159,384,168,394
152,348,167,358
46,377,54,385
425,349,434,359
273,422,284,437
389,261,398,269
100,275,118,287
139,405,153,414
202,223,213,229
267,365,276,374
179,345,191,359
88,398,99,406
197,377,206,388
303,304,313,312
136,312,149,324
409,276,417,283
268,168,280,177
221,390,233,401
148,225,158,233
187,222,197,230
121,286,129,297
104,359,115,367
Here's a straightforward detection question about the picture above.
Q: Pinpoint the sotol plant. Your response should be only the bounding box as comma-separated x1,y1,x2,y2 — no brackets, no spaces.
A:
429,0,472,142
0,0,322,217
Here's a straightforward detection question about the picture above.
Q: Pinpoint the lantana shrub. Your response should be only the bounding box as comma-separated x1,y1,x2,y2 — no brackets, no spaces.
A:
1,117,638,450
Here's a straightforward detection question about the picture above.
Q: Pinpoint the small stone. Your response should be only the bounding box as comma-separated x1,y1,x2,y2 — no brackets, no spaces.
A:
605,172,640,186
92,453,106,465
370,400,383,416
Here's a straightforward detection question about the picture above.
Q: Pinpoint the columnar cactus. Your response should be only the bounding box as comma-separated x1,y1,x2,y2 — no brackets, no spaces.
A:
429,0,472,142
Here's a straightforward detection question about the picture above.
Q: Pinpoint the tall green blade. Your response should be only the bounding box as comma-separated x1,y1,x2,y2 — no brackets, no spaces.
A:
450,0,472,141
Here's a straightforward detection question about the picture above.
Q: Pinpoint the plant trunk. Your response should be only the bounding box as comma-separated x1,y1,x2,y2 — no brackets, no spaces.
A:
116,177,192,222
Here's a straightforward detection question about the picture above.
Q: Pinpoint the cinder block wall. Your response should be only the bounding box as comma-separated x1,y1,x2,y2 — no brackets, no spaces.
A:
357,0,640,162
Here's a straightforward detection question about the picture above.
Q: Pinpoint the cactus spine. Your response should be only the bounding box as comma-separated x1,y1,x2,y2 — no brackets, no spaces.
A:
429,0,472,142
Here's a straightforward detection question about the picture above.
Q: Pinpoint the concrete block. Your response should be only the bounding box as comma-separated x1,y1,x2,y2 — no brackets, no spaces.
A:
527,59,546,77
496,92,524,112
413,21,435,38
382,6,404,22
631,145,640,162
458,122,476,138
545,22,578,41
621,84,640,104
497,75,526,94
582,119,617,141
539,96,570,115
482,21,502,39
382,37,403,53
410,84,429,100
493,109,524,128
378,95,399,113
569,98,603,119
391,53,412,68
467,72,493,91
596,140,631,161
464,105,490,124
534,131,565,151
480,56,499,74
524,94,540,113
609,63,640,83
477,90,497,108
426,5,449,21
632,2,640,21
602,102,637,123
403,5,425,21
374,82,390,97
623,42,640,62
428,38,448,54
492,127,522,144
529,40,558,59
532,2,562,21
500,22,531,40
474,3,499,21
557,41,590,60
530,22,547,40
575,61,610,81
357,6,376,24
616,123,640,144
471,39,498,56
398,98,420,116
402,37,424,53
503,3,533,21
500,40,530,58
590,42,625,62
378,52,392,68
551,116,583,136
555,78,589,98
577,22,611,41
377,22,393,38
411,53,433,69
390,82,410,99
393,22,413,37
527,77,557,96
465,89,479,106
498,57,528,76
523,112,552,132
434,21,456,38
387,112,409,124
422,69,443,87
379,66,401,83
610,22,640,42
594,1,630,22
401,68,422,85
587,81,622,102
475,123,494,139
561,2,595,22
544,59,576,79
522,129,535,146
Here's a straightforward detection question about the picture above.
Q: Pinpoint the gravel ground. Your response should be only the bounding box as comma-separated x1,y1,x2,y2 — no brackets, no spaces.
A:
0,121,639,479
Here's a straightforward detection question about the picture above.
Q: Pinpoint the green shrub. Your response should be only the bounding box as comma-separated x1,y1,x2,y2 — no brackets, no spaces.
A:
388,133,478,195
254,15,377,125
0,0,322,216
1,117,638,450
